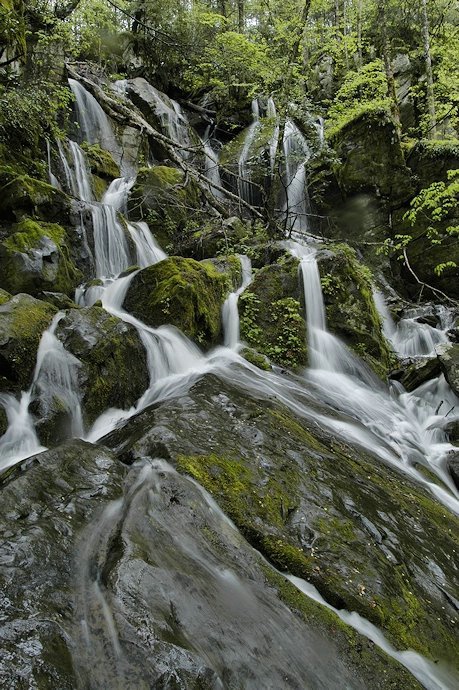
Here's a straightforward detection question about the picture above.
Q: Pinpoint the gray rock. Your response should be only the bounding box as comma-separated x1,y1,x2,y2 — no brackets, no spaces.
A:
438,343,459,396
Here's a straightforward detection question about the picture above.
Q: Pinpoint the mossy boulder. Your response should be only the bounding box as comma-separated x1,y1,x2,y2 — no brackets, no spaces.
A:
128,165,200,249
0,165,71,223
317,245,391,377
0,288,11,306
0,218,83,297
200,255,242,290
55,306,149,428
220,117,278,203
0,294,57,392
239,255,307,369
123,257,229,348
330,110,412,203
80,142,120,180
406,139,459,188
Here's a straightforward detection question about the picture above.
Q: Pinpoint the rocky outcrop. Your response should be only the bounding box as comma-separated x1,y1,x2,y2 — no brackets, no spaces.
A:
103,373,459,670
438,343,459,396
239,255,307,369
0,439,421,689
0,293,57,392
123,257,230,348
0,218,83,297
54,306,149,427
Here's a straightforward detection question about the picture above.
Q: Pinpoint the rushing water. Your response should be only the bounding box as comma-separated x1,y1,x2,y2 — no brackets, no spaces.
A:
282,120,312,233
1,76,458,688
238,99,260,204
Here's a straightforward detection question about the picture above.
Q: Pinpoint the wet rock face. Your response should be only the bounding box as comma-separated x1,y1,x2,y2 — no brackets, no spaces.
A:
103,373,459,669
239,255,307,369
438,343,459,397
0,293,57,392
55,306,149,427
0,219,83,297
123,257,229,349
0,441,420,689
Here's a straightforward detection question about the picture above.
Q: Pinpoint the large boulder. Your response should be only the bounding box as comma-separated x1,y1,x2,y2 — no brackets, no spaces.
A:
438,343,459,396
52,306,149,429
239,255,307,369
123,257,230,348
0,165,71,223
0,218,83,297
0,440,419,689
103,373,459,671
0,293,57,392
317,245,392,377
128,165,200,250
80,142,120,199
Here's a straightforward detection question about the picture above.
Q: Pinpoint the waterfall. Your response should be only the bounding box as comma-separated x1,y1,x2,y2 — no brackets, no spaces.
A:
0,313,82,469
69,78,121,164
267,97,280,174
46,139,61,189
282,120,311,234
203,126,223,198
68,140,94,201
238,99,260,204
127,221,167,268
222,256,253,349
373,290,450,358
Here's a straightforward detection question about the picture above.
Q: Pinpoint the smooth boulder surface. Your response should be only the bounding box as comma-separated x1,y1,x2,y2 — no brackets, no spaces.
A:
123,257,229,348
0,293,57,392
103,372,459,669
0,441,421,689
53,306,150,427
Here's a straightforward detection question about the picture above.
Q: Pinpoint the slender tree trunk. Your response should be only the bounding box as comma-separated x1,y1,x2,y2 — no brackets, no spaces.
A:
237,0,244,32
218,1,227,17
421,0,436,137
357,0,363,66
378,0,402,135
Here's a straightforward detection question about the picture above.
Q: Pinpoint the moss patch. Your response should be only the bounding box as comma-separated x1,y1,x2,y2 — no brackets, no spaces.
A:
123,256,229,348
81,142,120,180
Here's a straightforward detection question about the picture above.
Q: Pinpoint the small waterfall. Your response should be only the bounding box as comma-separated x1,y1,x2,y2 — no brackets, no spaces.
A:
203,126,223,198
282,120,311,234
222,256,253,349
127,221,167,268
0,313,83,469
57,139,77,195
69,78,121,164
266,97,280,174
46,139,61,189
68,140,94,202
314,117,325,147
373,291,449,358
238,99,260,204
32,312,84,438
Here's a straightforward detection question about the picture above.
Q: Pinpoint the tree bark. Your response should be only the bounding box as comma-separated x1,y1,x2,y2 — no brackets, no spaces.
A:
378,0,402,135
421,0,436,138
237,0,244,32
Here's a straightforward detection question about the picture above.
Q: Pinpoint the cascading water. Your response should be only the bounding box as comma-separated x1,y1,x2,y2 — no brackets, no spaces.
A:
222,256,253,349
282,120,312,234
46,139,61,189
287,240,459,513
69,78,122,166
127,221,167,268
238,99,260,204
203,125,223,198
267,97,280,174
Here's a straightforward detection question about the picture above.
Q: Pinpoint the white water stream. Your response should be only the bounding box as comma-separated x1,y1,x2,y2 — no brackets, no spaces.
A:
0,77,458,688
238,99,260,204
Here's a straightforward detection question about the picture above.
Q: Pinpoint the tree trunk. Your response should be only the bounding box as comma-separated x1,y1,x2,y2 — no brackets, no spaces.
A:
357,0,363,67
421,0,436,138
378,0,402,135
237,0,244,32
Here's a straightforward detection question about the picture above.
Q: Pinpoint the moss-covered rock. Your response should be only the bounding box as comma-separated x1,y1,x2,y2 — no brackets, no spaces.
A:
102,373,459,670
0,293,57,392
123,257,229,348
128,165,201,250
438,344,459,397
239,255,307,369
330,110,412,202
200,255,242,290
0,218,83,297
54,306,149,428
80,142,120,180
317,244,391,377
0,165,71,223
0,288,11,305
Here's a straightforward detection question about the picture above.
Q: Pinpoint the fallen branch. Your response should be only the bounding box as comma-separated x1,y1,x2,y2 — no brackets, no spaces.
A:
66,65,265,221
402,248,458,306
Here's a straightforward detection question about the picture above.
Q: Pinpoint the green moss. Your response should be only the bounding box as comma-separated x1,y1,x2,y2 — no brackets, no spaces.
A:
80,142,120,179
0,218,83,296
91,175,107,200
0,165,69,219
0,289,11,305
318,244,391,378
200,254,242,291
241,347,271,370
123,256,229,347
239,257,307,369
